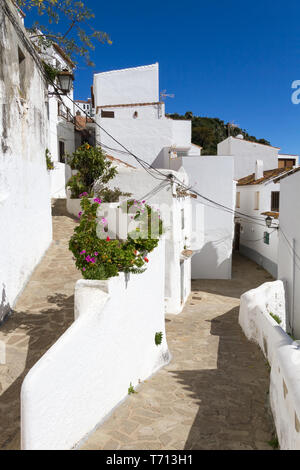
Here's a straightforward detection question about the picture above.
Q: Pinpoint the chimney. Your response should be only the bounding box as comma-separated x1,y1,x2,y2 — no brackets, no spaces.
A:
255,160,264,180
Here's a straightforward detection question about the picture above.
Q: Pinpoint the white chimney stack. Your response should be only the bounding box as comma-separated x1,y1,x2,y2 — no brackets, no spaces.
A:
255,160,264,180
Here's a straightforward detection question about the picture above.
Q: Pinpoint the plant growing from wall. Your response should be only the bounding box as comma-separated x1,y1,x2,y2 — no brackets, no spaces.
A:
66,144,117,198
155,332,163,346
128,383,137,395
69,197,163,280
43,62,59,84
269,312,282,325
45,148,54,170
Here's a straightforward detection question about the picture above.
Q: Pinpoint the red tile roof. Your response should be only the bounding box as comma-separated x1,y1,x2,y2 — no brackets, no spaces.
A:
237,167,293,186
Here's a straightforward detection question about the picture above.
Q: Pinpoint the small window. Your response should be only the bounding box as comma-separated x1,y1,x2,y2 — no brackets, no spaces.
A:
59,141,65,163
254,191,260,210
271,191,280,212
236,192,241,208
101,110,115,118
181,209,185,230
264,232,270,245
133,111,138,119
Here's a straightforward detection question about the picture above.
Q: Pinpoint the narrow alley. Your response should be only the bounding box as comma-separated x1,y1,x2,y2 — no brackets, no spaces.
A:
0,202,275,450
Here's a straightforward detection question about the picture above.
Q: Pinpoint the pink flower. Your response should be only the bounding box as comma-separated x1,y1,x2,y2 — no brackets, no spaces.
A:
101,217,107,225
80,250,86,255
78,212,83,218
94,198,102,204
82,267,86,272
94,252,99,256
79,192,88,198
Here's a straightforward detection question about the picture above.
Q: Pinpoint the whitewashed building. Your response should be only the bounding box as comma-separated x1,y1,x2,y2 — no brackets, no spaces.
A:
91,63,235,279
276,168,300,337
234,163,298,277
99,164,194,314
218,135,280,180
0,0,52,323
30,37,76,198
74,98,94,117
92,63,201,167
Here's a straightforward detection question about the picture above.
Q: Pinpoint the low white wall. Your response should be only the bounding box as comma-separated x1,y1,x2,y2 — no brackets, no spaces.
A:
21,241,169,450
50,163,67,198
239,281,300,450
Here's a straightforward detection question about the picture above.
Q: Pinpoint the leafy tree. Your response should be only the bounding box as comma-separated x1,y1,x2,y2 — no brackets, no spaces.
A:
67,144,117,198
167,113,271,155
16,0,111,65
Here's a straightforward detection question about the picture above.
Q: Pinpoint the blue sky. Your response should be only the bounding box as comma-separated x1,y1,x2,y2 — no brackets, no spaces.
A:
25,0,300,154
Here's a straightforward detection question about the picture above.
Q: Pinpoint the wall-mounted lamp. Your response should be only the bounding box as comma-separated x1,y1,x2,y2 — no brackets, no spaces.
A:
56,70,74,95
265,216,273,228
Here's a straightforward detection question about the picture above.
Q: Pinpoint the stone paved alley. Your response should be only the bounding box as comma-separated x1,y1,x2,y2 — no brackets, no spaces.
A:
0,201,275,450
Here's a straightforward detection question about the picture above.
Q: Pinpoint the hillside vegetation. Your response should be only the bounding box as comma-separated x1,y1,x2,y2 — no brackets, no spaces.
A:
167,112,271,155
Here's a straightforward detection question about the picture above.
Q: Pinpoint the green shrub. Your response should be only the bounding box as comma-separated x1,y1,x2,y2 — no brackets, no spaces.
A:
66,144,117,198
69,197,163,280
96,186,132,203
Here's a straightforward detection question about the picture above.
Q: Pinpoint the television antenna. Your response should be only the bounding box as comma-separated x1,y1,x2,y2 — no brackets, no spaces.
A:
160,89,175,101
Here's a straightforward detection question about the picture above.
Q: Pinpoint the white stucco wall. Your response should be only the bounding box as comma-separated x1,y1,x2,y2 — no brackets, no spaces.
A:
218,137,279,180
21,241,169,450
93,167,192,314
95,113,192,169
237,183,279,277
170,156,235,279
239,281,300,449
278,172,300,338
0,1,52,323
93,63,159,107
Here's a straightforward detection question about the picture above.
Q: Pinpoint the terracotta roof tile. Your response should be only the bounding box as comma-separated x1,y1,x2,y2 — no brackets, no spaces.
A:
237,167,293,186
261,211,279,219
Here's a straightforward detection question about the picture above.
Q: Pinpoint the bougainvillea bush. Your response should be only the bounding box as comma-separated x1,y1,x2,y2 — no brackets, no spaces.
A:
69,196,163,280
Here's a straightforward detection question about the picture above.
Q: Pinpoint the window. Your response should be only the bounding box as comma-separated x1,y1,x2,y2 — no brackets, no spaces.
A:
59,141,65,163
101,110,115,118
271,191,280,212
236,192,241,208
133,111,138,119
278,158,296,168
181,209,185,230
18,47,26,95
254,191,260,210
264,232,270,245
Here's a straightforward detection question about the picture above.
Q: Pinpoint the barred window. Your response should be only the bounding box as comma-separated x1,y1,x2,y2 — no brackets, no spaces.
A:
271,191,280,212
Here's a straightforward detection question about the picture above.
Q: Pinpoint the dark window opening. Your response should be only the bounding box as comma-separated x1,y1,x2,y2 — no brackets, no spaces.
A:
181,209,185,230
18,47,26,96
59,141,66,163
271,191,280,212
278,158,296,168
101,110,115,118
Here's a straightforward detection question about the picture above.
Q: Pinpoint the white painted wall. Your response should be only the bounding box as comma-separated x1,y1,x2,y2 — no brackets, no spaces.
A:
0,1,52,323
93,167,193,314
93,63,159,106
170,156,235,279
239,281,300,450
237,182,279,277
21,241,169,450
278,172,300,338
218,137,279,180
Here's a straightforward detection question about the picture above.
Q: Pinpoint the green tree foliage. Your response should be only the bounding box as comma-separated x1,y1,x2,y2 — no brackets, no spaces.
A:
167,112,271,155
66,144,117,198
16,0,111,66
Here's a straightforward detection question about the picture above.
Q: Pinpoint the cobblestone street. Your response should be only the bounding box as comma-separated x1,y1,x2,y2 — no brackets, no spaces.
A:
0,201,275,450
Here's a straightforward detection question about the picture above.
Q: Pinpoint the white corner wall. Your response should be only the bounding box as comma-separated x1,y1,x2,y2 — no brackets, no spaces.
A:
21,240,169,450
0,1,52,323
93,63,159,107
218,137,279,180
170,156,235,279
239,281,300,450
278,172,300,338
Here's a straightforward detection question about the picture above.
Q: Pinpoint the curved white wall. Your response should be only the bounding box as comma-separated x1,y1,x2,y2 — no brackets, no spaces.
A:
21,241,169,450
